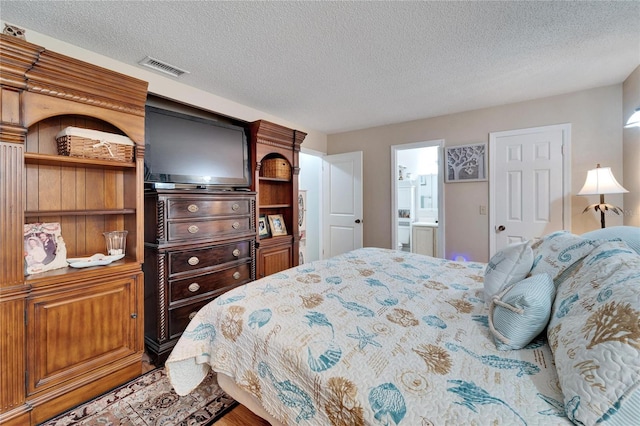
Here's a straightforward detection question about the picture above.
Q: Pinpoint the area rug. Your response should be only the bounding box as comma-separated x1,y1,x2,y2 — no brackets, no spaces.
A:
40,368,237,426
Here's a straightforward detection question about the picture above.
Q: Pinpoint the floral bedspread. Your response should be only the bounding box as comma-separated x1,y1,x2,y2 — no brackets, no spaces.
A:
166,247,569,425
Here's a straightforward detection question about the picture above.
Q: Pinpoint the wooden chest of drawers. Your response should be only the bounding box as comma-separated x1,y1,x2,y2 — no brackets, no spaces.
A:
168,261,252,340
144,189,256,364
167,239,253,274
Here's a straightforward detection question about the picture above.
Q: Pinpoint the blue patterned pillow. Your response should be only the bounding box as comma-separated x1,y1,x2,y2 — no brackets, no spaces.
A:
582,226,640,255
483,241,534,303
529,231,601,285
488,273,555,351
547,240,640,425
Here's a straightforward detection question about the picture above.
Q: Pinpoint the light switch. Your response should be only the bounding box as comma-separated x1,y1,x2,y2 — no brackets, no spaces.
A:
479,205,487,215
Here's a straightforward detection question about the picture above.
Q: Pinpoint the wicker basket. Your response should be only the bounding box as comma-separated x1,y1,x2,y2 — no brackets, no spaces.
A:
261,158,291,179
56,127,135,163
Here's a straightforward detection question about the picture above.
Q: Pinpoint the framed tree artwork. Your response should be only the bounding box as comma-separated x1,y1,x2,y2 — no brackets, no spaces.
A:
445,143,487,182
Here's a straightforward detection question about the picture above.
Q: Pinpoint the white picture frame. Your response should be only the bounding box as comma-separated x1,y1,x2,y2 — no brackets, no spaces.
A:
445,143,487,182
298,190,307,230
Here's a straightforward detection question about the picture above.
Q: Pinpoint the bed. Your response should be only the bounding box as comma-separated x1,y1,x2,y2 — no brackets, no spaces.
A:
166,228,640,425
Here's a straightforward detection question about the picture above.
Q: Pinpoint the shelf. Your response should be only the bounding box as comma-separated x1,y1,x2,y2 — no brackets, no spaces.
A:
25,257,140,286
259,204,291,209
258,234,294,246
259,176,290,182
25,152,136,169
25,209,135,217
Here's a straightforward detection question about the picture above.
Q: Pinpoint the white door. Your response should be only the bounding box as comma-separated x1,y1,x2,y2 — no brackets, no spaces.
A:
489,124,571,256
322,151,363,258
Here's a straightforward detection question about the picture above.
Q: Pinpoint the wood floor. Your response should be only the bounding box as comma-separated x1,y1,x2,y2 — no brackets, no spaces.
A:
142,355,270,425
214,404,271,425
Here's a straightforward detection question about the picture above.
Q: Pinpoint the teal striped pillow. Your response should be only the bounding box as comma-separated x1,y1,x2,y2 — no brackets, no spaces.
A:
484,240,534,303
488,273,555,351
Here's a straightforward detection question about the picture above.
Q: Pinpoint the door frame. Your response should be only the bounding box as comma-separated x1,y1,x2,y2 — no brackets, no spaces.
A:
299,147,325,264
391,139,445,258
488,123,572,256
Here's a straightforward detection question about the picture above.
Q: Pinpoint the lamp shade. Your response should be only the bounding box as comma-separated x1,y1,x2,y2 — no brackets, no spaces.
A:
578,165,628,195
625,107,640,128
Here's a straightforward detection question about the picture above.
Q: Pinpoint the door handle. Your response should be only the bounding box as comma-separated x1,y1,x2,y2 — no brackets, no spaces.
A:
355,219,362,224
496,225,506,232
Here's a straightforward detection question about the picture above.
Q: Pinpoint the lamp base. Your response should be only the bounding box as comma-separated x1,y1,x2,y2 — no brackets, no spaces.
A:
582,203,623,228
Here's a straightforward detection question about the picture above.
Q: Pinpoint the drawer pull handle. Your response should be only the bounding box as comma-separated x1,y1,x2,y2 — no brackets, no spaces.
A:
233,271,241,280
188,225,199,234
188,312,197,320
188,283,200,292
232,248,240,257
232,221,240,229
188,256,200,266
187,204,199,213
232,203,240,211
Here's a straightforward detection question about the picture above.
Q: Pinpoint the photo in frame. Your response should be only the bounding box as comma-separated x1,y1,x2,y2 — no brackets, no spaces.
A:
267,214,287,236
24,222,67,275
445,143,487,182
258,215,271,238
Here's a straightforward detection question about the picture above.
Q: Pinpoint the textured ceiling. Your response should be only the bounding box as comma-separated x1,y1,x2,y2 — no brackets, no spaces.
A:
1,1,639,134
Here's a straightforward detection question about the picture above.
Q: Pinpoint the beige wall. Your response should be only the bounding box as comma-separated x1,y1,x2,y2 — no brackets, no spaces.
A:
328,85,625,262
623,66,640,226
6,23,329,153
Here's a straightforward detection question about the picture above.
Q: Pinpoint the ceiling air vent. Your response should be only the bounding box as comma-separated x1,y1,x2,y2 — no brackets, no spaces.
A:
138,56,190,78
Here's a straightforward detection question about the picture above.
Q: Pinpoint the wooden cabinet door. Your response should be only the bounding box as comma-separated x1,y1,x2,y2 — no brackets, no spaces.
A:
27,273,142,395
257,244,292,279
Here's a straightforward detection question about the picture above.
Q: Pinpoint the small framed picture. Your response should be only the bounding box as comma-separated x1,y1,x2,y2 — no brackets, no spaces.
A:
258,215,271,238
24,222,67,275
267,214,287,236
445,143,487,182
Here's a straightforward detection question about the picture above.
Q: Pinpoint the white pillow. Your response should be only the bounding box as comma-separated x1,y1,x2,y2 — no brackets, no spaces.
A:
488,273,555,351
484,241,534,303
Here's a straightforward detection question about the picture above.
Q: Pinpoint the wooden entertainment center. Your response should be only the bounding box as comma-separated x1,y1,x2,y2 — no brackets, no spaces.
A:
0,34,306,424
0,34,147,425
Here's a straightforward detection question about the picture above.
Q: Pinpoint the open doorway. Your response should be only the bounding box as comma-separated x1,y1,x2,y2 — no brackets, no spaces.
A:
300,148,364,263
391,140,444,258
299,149,323,263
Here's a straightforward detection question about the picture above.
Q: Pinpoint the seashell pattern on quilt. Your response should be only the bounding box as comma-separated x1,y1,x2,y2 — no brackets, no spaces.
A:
167,247,576,425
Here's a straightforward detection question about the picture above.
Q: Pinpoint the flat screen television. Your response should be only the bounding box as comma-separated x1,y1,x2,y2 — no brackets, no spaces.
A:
144,105,251,189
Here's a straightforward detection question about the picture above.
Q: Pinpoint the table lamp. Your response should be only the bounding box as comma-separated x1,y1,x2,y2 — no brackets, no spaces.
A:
578,164,628,228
